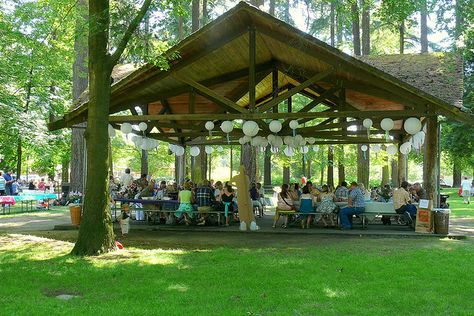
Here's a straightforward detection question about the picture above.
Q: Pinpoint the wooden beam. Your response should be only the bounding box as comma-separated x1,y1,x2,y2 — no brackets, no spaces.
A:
108,110,433,123
258,69,334,113
173,73,248,114
249,27,256,111
189,89,196,114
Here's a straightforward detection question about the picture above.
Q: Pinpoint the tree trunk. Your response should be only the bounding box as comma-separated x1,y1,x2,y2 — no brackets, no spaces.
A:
307,159,312,179
71,0,89,193
420,0,428,53
357,145,369,188
361,0,370,55
16,138,22,179
72,0,115,256
327,147,334,187
241,144,257,184
423,117,439,205
178,16,184,40
391,159,398,187
141,149,148,175
61,156,70,183
264,146,271,187
192,0,200,32
202,0,208,25
397,149,407,185
381,157,389,186
453,159,462,187
269,0,275,16
283,166,290,185
399,21,405,54
284,0,290,23
351,1,361,56
330,1,336,46
175,148,186,185
336,1,343,47
454,0,464,44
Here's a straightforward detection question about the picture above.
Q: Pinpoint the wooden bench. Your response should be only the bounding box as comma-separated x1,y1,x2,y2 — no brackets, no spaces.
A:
273,209,338,227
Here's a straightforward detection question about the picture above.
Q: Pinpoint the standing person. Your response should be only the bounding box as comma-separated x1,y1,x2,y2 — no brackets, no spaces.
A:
339,182,366,230
249,182,263,217
221,184,235,226
299,185,315,229
0,172,5,195
38,178,46,191
175,182,194,225
3,170,13,196
120,168,133,189
461,177,472,204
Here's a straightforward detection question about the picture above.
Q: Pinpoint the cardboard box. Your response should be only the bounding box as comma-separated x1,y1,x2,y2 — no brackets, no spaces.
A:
415,199,434,233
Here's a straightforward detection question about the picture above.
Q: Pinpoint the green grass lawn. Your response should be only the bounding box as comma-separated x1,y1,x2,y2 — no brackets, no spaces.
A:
441,188,474,218
1,231,474,315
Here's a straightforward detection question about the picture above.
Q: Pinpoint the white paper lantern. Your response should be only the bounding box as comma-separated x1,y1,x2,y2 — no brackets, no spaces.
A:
138,122,148,132
400,142,412,155
381,118,394,131
108,125,116,138
267,134,275,144
175,146,185,157
141,138,150,150
220,120,233,133
217,146,223,152
270,147,279,154
269,120,282,133
205,121,214,131
190,146,200,157
301,146,309,154
386,144,398,155
404,117,422,135
261,139,269,148
149,139,159,149
120,123,132,134
289,120,299,130
273,136,283,147
242,121,259,137
307,137,316,145
168,143,177,153
361,145,368,152
134,136,143,147
362,118,373,129
284,146,294,157
238,137,246,145
243,135,252,143
294,135,305,146
372,144,381,153
205,146,214,154
283,136,294,146
312,145,319,152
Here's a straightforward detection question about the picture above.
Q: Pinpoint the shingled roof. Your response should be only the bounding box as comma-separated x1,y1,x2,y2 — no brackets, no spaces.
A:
358,53,464,109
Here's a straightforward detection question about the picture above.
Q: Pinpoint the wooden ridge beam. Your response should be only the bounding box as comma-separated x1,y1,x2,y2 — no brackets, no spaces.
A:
257,69,335,113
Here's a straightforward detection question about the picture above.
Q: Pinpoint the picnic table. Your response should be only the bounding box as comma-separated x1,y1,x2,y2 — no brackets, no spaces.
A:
0,196,16,214
14,192,58,212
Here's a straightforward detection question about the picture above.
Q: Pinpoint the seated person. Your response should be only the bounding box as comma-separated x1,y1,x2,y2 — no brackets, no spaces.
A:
136,174,149,191
378,184,392,202
412,182,427,202
334,181,349,201
137,180,156,221
256,182,266,211
214,181,223,202
249,182,263,217
289,183,301,209
316,184,337,227
339,182,366,230
393,181,417,225
273,184,295,228
299,185,315,229
221,184,235,226
175,182,194,225
195,180,215,226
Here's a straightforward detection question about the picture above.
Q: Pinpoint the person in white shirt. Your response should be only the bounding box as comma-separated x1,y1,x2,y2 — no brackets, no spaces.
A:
120,168,133,189
461,177,472,204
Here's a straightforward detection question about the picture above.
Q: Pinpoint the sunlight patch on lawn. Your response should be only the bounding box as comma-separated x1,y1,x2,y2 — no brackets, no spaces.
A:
0,234,72,260
88,248,187,268
324,287,347,298
167,283,189,292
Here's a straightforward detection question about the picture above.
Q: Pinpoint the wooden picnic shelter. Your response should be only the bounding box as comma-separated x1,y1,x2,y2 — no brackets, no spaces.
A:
49,2,470,206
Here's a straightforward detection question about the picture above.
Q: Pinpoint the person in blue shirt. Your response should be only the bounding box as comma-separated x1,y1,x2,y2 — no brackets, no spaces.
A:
3,170,13,196
339,182,366,229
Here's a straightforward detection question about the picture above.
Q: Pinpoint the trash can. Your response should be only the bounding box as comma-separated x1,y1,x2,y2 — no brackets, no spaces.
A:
69,204,82,225
433,208,450,235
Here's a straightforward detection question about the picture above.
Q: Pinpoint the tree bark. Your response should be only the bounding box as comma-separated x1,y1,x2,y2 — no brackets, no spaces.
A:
202,0,208,25
192,0,200,32
338,146,345,185
284,0,290,23
283,166,290,185
327,147,334,187
62,156,70,183
71,0,89,193
178,16,184,40
307,159,312,179
397,149,407,185
330,1,336,46
420,0,428,53
361,0,370,55
72,0,152,256
336,1,343,47
453,158,462,187
381,157,389,186
357,144,369,188
269,0,275,16
141,149,148,175
399,21,405,54
454,0,464,44
264,146,271,187
391,159,398,187
175,148,186,185
241,143,257,184
351,1,361,56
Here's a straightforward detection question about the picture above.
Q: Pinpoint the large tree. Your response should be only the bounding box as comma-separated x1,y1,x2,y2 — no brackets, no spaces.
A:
71,0,152,256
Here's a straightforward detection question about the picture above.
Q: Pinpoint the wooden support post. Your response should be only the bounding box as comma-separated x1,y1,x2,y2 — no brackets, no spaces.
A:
272,68,279,112
357,143,370,189
327,146,334,187
189,89,196,113
141,149,148,176
264,146,271,188
391,158,399,187
423,116,439,206
230,146,233,180
175,146,186,185
249,27,256,112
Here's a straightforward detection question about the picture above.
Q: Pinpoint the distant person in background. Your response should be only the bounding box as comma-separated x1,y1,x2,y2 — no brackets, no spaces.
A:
3,170,13,195
334,181,349,202
11,180,19,195
28,181,36,190
0,171,5,195
38,178,46,191
412,183,427,202
461,177,472,204
120,168,133,188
